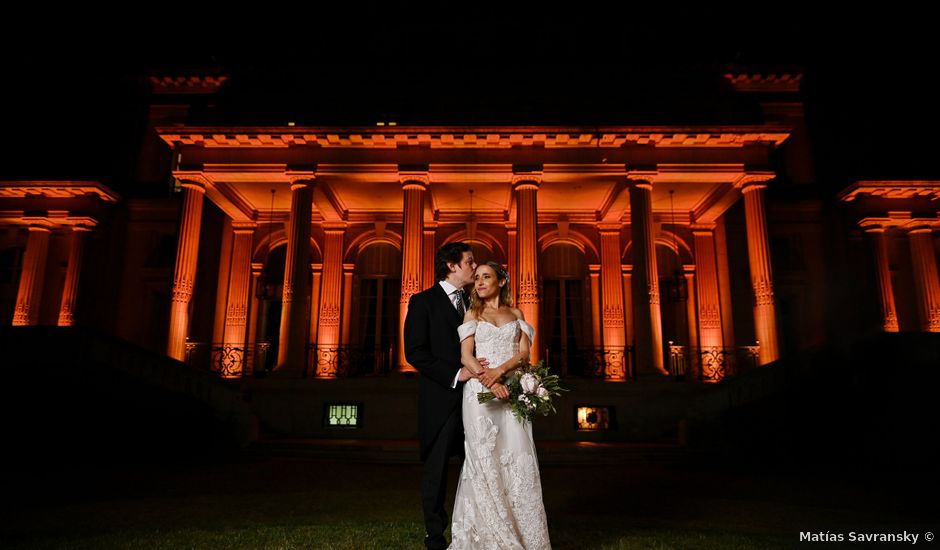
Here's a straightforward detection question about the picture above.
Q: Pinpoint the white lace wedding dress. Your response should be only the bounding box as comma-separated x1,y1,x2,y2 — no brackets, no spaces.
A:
449,319,551,550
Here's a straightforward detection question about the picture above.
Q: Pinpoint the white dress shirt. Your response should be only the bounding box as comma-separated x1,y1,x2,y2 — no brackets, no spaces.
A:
439,280,466,388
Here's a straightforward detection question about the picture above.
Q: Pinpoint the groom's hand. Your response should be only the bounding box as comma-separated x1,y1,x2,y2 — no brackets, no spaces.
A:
457,366,478,382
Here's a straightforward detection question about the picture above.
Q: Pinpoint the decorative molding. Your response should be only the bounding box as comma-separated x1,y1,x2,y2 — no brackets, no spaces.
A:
753,279,775,306
517,275,539,305
735,172,776,190
647,281,660,306
699,304,722,330
158,127,790,149
0,181,120,202
399,173,430,188
171,278,194,304
511,173,542,189
723,73,803,93
172,171,211,191
602,305,624,327
839,180,940,202
859,215,940,231
319,303,341,328
149,75,228,95
883,312,899,333
400,275,422,304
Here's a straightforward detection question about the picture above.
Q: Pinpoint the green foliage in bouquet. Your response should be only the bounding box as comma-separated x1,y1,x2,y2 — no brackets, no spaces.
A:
477,360,569,423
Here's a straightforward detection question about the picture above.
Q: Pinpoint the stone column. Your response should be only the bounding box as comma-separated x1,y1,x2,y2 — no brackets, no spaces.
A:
862,224,899,332
627,173,667,376
316,228,345,377
167,178,206,360
684,267,700,379
223,225,255,349
341,264,354,345
907,226,940,332
692,226,725,350
423,227,437,290
599,226,627,379
398,173,428,372
684,267,699,351
622,265,634,349
308,263,323,364
276,176,314,373
246,263,262,373
514,174,541,361
212,218,234,345
714,216,736,348
507,226,518,298
740,174,780,364
13,221,53,326
57,225,92,326
589,266,602,349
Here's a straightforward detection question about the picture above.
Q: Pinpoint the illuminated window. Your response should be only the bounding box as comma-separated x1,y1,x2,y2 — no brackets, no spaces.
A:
576,406,611,431
325,404,361,428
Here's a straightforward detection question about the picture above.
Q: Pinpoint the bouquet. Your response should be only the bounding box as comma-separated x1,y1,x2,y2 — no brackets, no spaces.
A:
477,360,568,423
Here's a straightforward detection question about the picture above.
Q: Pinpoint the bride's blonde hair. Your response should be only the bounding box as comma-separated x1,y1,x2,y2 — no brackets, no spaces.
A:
468,261,513,319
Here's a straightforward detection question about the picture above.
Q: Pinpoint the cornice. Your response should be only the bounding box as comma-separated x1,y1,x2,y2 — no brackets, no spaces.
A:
157,126,790,149
723,73,803,93
839,181,940,202
149,76,228,95
0,181,120,202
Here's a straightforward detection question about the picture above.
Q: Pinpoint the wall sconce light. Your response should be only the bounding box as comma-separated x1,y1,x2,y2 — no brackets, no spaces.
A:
325,403,361,428
576,406,612,431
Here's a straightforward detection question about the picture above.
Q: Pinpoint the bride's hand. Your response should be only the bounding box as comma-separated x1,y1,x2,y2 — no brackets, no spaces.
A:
491,383,510,400
478,366,503,388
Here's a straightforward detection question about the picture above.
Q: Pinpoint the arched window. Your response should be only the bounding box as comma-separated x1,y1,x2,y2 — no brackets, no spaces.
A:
255,244,287,371
351,243,402,373
540,243,593,374
657,244,688,350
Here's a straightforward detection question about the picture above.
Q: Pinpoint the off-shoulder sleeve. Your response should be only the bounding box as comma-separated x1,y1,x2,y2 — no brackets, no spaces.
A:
457,320,477,342
518,319,536,342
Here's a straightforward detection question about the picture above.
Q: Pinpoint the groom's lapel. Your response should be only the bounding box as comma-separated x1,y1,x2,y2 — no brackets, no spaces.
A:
432,284,461,324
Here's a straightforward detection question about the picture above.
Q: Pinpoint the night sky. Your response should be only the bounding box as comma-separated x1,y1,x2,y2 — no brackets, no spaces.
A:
2,7,936,193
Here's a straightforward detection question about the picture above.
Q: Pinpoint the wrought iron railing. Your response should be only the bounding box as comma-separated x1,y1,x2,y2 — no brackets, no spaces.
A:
668,343,761,382
184,341,271,378
543,346,635,379
306,344,395,377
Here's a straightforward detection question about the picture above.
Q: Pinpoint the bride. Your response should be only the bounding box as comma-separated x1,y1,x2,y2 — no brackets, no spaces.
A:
448,261,551,550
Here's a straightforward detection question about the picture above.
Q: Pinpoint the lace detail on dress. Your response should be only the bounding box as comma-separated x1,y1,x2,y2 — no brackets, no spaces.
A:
449,320,551,550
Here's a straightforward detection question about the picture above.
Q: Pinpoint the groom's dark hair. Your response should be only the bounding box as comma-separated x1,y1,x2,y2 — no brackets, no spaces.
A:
435,242,473,281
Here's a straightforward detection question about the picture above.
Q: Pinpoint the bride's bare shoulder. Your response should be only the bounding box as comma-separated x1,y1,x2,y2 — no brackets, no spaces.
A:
509,307,525,320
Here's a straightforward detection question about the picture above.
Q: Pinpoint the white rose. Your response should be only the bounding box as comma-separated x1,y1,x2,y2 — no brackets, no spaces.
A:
518,395,527,403
521,373,538,393
536,386,548,398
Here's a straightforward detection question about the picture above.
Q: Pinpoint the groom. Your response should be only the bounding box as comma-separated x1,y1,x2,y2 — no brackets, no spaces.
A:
404,241,484,550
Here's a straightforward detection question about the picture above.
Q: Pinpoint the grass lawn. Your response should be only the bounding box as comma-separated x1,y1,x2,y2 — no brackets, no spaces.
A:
0,454,934,549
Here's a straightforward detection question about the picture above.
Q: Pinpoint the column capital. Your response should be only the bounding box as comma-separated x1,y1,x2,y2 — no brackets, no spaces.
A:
399,172,430,189
173,171,210,191
511,173,542,190
23,218,55,231
859,218,891,232
689,223,717,233
64,216,98,229
232,222,257,233
626,170,657,188
598,223,623,233
907,225,936,235
322,223,347,232
286,172,316,190
735,172,776,191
